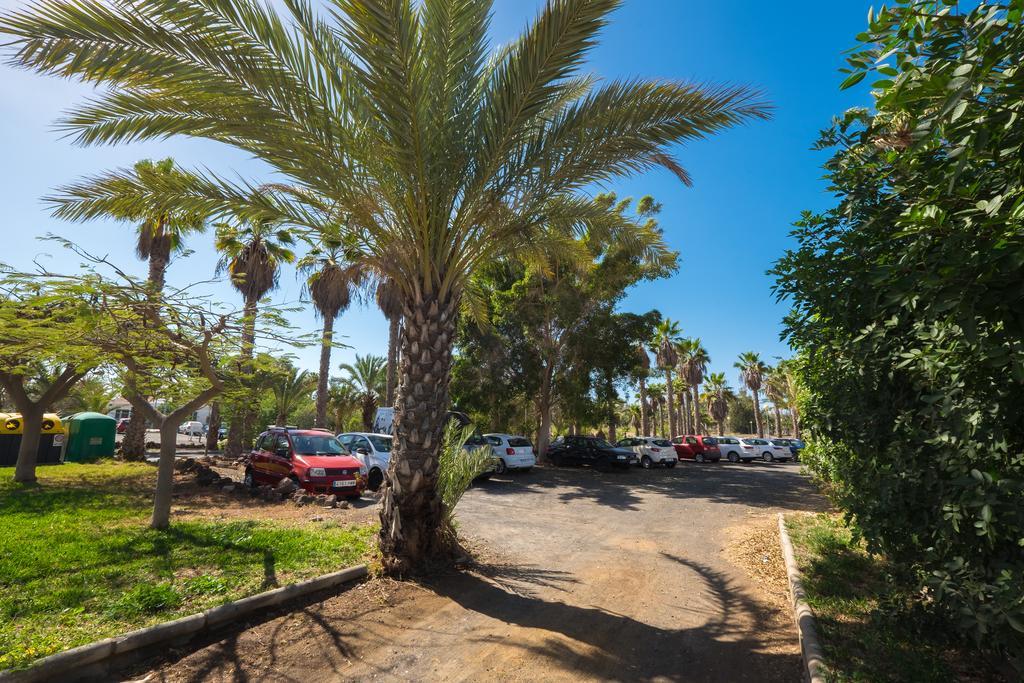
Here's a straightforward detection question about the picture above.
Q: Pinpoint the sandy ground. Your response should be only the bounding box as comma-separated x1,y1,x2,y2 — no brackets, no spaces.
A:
126,460,827,682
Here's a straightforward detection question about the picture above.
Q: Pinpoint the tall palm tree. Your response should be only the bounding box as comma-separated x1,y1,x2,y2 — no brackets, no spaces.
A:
735,352,769,437
635,345,651,435
273,367,317,427
299,232,362,428
4,0,769,571
653,319,682,437
63,158,206,459
679,338,710,435
375,278,403,407
216,218,296,456
674,374,691,434
340,354,386,432
704,372,732,435
764,365,787,437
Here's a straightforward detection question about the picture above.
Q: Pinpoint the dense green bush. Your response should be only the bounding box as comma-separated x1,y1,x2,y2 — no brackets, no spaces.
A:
774,1,1024,668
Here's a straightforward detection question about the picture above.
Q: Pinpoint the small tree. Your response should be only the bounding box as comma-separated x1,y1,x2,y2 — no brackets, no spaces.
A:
0,277,103,482
340,354,386,431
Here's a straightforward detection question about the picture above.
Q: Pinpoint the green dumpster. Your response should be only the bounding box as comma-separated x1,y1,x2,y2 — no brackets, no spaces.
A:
65,412,116,462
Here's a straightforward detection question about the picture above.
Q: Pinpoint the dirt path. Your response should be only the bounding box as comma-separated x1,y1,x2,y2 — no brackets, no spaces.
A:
130,461,826,682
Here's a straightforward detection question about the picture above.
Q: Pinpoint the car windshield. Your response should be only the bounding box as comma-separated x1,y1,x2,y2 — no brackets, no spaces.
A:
772,439,791,446
792,439,805,448
508,437,532,448
590,438,613,449
464,434,488,446
748,438,768,445
290,435,345,455
703,437,718,446
368,435,392,452
651,439,672,447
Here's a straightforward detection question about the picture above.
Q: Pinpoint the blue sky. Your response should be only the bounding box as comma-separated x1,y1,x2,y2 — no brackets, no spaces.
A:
0,0,874,389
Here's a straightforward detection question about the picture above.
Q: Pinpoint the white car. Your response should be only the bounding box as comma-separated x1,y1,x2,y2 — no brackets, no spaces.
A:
739,437,792,463
337,432,392,491
178,421,203,437
716,436,754,463
484,433,537,473
614,436,678,468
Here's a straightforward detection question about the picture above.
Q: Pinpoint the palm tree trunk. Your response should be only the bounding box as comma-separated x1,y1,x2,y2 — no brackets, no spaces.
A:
752,391,764,438
679,391,689,434
225,296,259,458
205,402,220,451
664,369,676,437
314,314,335,428
385,315,400,406
692,386,701,435
789,407,800,438
379,294,456,574
638,377,650,435
772,405,783,437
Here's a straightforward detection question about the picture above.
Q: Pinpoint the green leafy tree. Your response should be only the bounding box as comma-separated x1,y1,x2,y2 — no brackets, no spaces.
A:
633,345,652,435
340,354,386,432
0,0,768,572
772,1,1024,665
763,365,788,437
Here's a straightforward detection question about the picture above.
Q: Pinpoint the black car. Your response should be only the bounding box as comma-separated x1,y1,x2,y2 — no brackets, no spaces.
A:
547,436,637,469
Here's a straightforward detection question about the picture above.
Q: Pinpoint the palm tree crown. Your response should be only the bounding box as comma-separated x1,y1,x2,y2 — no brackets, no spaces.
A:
2,0,770,572
215,219,296,306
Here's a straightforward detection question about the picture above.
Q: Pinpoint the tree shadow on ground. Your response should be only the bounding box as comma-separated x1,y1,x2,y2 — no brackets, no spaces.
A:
474,460,828,513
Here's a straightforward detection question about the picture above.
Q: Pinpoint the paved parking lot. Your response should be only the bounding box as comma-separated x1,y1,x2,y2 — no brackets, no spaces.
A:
137,460,827,682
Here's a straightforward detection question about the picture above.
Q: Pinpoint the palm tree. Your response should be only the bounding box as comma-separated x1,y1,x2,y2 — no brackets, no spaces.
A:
67,376,116,414
340,354,386,432
299,232,362,428
375,278,403,407
653,320,682,437
635,345,651,435
674,374,691,434
62,158,206,459
273,367,317,427
328,382,361,433
775,358,802,437
764,365,787,436
704,372,732,435
679,338,710,435
5,0,770,571
215,218,295,456
735,352,769,437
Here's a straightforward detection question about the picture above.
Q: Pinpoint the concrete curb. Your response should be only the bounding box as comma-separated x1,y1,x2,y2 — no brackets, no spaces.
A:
778,513,827,683
0,564,368,683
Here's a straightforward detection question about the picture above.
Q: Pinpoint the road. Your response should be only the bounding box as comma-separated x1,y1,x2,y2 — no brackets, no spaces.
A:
135,460,827,682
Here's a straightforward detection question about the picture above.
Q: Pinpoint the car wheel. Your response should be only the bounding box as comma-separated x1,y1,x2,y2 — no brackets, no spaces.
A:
289,474,302,490
641,455,652,469
763,451,773,462
367,467,384,491
728,452,738,463
695,453,705,463
243,468,255,488
495,458,507,475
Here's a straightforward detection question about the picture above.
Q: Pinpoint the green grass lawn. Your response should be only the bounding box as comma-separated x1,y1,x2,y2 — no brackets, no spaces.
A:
0,461,375,671
785,513,1001,682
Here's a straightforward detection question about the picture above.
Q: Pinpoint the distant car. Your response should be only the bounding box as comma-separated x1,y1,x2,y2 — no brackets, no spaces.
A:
547,435,637,469
716,436,754,463
116,417,130,434
765,438,796,463
738,437,791,462
672,435,722,463
615,436,677,469
484,434,536,473
338,432,392,491
178,420,203,437
245,428,366,496
463,433,498,480
789,438,805,461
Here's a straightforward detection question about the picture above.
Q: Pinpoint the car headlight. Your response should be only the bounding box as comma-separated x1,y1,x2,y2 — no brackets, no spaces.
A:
309,467,326,478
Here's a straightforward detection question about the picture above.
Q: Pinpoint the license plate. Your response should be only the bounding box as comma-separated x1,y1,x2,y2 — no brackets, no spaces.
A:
332,480,356,488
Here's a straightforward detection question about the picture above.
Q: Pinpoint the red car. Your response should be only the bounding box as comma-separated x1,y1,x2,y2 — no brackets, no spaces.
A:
671,435,722,463
245,428,365,496
116,417,130,434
